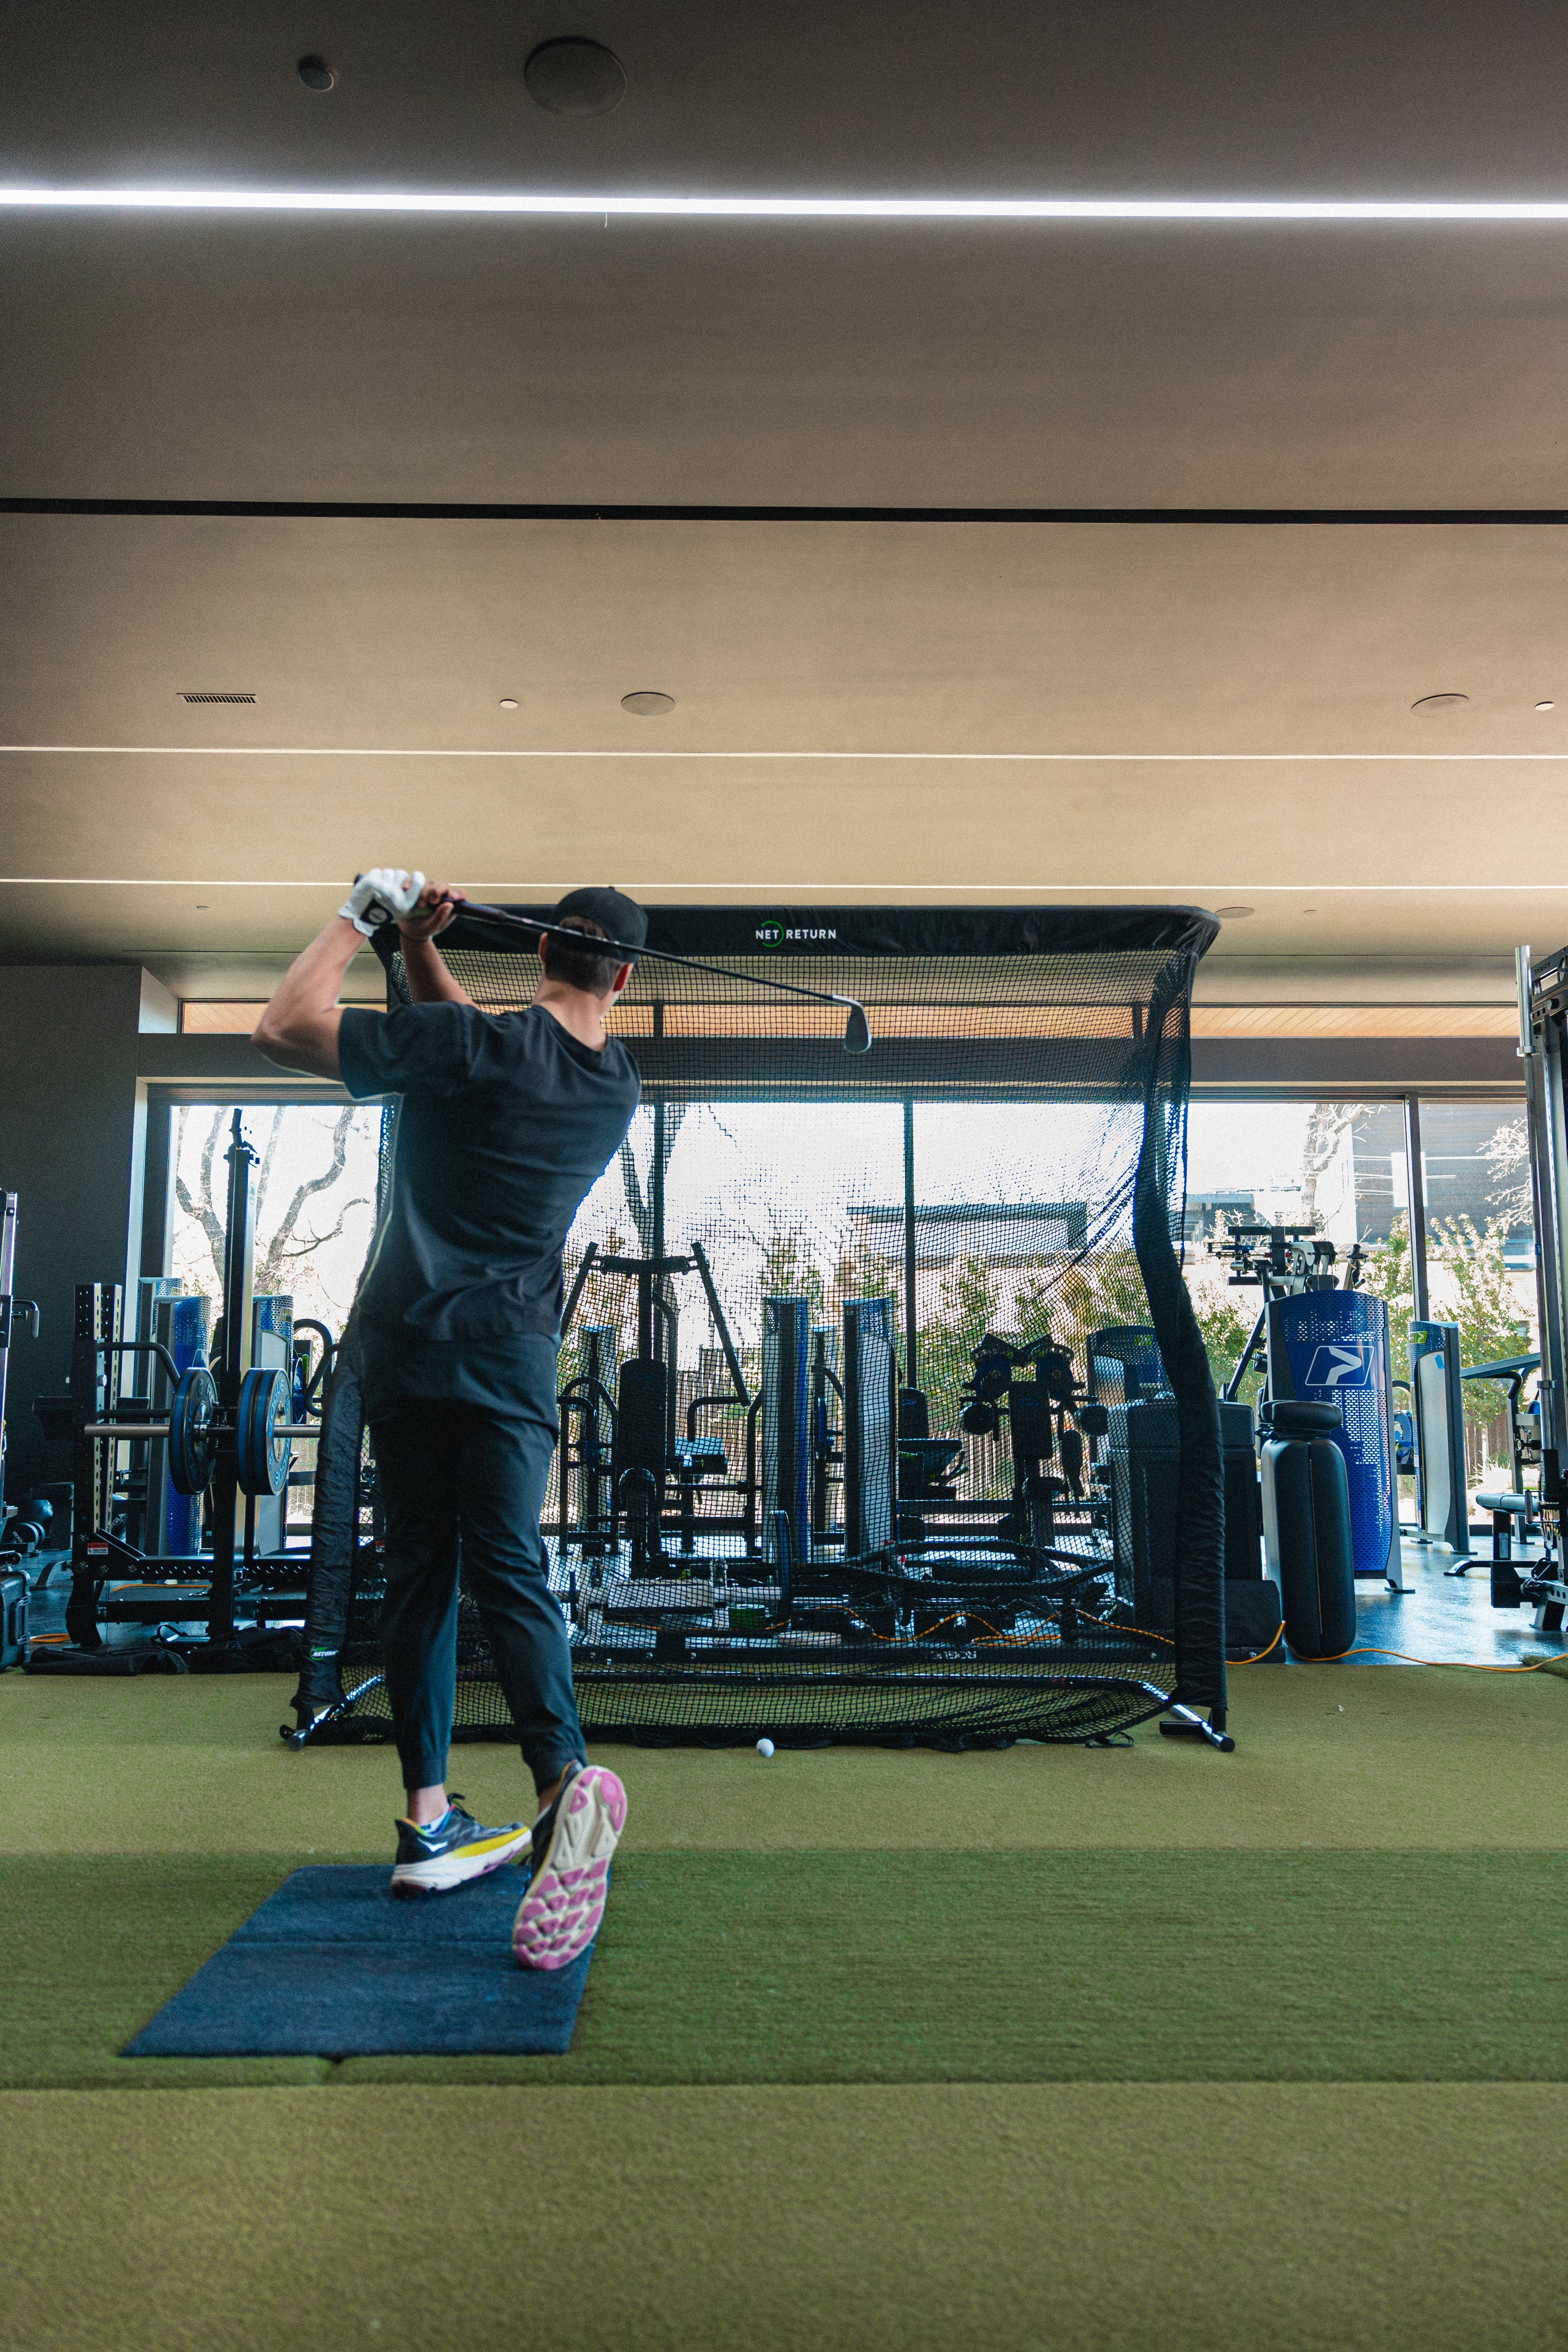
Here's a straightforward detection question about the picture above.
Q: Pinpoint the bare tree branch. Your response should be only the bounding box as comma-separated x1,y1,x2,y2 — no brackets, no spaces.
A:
269,1196,371,1263
255,1108,359,1295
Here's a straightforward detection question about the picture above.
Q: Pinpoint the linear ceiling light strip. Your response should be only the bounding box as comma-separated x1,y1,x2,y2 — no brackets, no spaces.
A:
7,188,1568,221
0,878,1559,894
4,746,1568,763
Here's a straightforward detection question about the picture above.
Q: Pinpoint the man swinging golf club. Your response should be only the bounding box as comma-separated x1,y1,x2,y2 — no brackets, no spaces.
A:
256,868,643,1970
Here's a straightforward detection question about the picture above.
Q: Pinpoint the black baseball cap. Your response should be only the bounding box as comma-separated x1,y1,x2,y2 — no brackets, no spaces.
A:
553,886,648,960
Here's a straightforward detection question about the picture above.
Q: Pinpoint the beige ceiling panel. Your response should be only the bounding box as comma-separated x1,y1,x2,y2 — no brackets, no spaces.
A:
0,512,1565,964
8,1,1568,194
5,221,1568,506
6,513,1568,752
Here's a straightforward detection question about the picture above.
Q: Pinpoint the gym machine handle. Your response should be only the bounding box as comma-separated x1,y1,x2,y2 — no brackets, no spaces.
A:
90,1336,184,1392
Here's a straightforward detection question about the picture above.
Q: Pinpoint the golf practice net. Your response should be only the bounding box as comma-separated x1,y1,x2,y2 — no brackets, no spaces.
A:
306,904,1226,1750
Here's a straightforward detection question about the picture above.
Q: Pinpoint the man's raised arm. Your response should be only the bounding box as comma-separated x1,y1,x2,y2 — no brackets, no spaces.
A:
254,869,470,1080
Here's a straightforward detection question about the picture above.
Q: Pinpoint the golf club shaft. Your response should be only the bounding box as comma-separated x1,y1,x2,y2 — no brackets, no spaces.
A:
438,899,865,1021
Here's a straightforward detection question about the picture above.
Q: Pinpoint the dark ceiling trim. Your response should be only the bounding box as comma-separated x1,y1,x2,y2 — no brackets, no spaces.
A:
6,499,1568,525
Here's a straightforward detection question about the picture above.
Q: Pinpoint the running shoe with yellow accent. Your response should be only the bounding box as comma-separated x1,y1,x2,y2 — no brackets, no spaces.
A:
512,1762,626,1970
390,1800,531,1896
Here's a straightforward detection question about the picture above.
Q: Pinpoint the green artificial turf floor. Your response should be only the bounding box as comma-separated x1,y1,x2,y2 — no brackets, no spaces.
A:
7,1847,1568,2092
3,1664,1566,2349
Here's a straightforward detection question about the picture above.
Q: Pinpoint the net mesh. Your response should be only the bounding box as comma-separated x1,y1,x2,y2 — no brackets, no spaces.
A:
314,905,1223,1751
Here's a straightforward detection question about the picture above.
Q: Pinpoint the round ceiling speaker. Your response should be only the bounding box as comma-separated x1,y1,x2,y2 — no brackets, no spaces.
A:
1214,906,1255,919
621,690,674,717
1410,692,1469,711
297,56,336,91
524,38,627,117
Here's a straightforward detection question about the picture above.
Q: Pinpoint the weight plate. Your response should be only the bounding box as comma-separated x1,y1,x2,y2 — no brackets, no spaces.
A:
168,1366,219,1496
236,1365,291,1497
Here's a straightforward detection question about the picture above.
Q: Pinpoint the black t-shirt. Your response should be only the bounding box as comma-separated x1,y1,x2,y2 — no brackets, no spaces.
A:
337,1001,640,1349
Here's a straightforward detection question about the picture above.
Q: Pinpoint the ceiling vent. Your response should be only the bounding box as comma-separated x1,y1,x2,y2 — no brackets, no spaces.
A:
178,691,256,704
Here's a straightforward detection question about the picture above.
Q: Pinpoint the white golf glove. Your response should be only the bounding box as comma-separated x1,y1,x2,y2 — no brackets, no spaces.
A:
339,868,426,937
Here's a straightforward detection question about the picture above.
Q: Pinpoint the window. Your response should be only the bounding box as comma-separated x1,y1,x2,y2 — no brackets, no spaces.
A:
167,1101,384,1335
179,1002,271,1033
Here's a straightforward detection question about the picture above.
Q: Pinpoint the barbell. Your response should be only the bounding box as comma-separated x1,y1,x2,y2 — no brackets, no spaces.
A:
88,1363,311,1500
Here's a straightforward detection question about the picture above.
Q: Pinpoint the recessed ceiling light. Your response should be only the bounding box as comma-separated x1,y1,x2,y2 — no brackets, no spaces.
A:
1215,905,1254,919
1410,692,1469,712
195,903,209,910
524,38,626,118
297,56,336,92
1301,907,1319,915
1537,699,1556,712
499,697,518,710
621,690,674,717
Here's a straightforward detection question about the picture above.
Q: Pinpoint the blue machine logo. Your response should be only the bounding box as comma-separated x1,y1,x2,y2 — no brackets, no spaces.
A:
1304,1340,1374,1389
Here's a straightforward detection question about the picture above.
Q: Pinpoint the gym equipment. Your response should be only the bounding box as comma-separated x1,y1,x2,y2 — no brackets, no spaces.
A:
1268,1291,1405,1590
33,1113,322,1667
1408,1320,1469,1557
956,1331,1086,1552
1213,1219,1403,1593
762,1297,812,1569
564,1239,749,1575
301,903,1227,1752
1501,938,1568,1626
168,1366,219,1495
0,1566,26,1668
0,1192,40,1555
841,1295,897,1560
137,1285,210,1554
1259,1398,1358,1659
237,1365,290,1497
1105,1392,1266,1637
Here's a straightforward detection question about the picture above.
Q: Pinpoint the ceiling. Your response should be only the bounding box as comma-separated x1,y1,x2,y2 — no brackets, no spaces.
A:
4,0,1568,991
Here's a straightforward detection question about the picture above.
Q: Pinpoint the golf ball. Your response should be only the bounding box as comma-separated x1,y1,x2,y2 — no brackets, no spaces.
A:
756,1738,775,1758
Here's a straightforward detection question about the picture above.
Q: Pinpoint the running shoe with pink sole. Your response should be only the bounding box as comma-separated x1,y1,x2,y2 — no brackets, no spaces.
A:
512,1763,627,1971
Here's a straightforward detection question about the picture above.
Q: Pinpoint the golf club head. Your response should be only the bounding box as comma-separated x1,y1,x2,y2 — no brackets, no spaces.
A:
844,1002,872,1054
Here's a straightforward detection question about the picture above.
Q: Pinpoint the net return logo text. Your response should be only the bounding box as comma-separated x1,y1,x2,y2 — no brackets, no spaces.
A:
754,925,837,944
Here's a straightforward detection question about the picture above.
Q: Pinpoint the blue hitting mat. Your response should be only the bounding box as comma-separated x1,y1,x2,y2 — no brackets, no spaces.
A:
123,1865,595,2058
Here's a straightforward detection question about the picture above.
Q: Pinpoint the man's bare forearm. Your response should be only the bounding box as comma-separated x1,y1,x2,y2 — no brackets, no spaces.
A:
400,935,474,1007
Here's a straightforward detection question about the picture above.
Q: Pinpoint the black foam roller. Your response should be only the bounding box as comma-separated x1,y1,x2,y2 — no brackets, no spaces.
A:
1261,1434,1358,1659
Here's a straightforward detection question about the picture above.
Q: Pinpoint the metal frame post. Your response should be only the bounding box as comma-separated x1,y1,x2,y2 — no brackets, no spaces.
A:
208,1111,258,1650
902,1097,918,1388
1403,1093,1430,1325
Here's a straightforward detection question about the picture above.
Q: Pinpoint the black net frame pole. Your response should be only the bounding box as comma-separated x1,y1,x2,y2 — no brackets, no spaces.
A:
653,1103,667,1263
903,1097,918,1389
1133,955,1226,1727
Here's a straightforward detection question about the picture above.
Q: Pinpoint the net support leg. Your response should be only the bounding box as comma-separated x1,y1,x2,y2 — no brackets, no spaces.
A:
1158,1702,1236,1752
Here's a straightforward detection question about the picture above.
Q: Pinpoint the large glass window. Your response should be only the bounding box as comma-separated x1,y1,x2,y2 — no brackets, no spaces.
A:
1181,1095,1536,1495
168,1101,385,1333
1417,1100,1536,1486
560,1099,905,1384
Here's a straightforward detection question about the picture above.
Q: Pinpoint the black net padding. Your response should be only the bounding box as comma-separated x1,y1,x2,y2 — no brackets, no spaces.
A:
308,905,1224,1752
